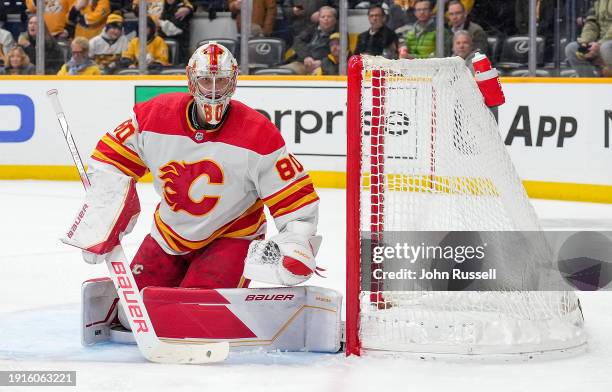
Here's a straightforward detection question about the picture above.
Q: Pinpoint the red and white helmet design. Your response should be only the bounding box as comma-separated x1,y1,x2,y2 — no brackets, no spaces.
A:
186,42,238,126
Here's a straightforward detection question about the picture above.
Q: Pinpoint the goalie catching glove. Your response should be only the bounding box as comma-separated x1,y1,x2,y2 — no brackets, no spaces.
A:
244,221,324,286
61,170,140,264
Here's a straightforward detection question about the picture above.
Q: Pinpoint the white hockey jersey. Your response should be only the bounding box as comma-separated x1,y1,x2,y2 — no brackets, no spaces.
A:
90,93,319,255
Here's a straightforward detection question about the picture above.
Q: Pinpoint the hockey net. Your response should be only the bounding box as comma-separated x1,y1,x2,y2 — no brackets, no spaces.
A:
345,55,586,357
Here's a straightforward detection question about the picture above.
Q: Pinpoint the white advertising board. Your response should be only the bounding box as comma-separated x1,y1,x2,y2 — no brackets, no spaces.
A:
0,77,611,201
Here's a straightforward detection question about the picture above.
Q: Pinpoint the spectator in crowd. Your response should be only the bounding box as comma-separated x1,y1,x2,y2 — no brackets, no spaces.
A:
454,0,473,13
566,0,612,77
18,14,64,73
309,0,337,22
452,30,476,70
355,4,398,58
89,13,129,73
283,5,337,74
119,16,169,71
4,46,37,74
109,0,129,13
398,0,448,59
229,0,276,38
272,1,292,44
133,0,178,20
160,0,194,64
57,36,101,75
133,0,194,64
432,0,474,16
25,0,72,39
515,0,555,36
66,0,111,39
0,22,15,55
313,31,340,75
282,0,336,39
446,0,486,54
515,0,556,61
386,0,416,32
469,1,517,37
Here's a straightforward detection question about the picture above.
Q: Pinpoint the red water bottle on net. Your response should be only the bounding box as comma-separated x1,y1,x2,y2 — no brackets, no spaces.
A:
471,52,505,107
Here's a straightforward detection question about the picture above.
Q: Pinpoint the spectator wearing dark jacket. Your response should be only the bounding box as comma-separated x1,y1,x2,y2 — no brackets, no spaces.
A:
282,0,336,38
283,5,337,74
386,0,416,32
469,1,516,36
515,0,555,61
159,0,194,64
314,31,340,75
446,0,486,54
17,15,64,74
133,0,194,65
354,4,398,58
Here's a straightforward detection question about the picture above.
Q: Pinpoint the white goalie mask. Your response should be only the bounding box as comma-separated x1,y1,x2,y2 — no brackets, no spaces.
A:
186,42,238,126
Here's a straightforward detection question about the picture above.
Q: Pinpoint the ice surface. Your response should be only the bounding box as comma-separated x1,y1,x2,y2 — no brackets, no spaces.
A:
1,181,611,392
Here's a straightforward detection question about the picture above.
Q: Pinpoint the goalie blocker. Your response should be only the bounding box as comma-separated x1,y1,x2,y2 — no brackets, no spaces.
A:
82,278,342,353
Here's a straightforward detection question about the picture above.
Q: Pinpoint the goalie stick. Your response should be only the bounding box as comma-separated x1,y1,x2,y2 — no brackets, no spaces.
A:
47,89,229,364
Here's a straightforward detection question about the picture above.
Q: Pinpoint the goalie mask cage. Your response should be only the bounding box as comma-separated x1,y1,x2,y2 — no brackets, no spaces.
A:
345,55,586,358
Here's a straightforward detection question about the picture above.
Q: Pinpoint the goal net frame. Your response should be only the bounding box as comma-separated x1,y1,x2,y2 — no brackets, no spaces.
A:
345,55,586,358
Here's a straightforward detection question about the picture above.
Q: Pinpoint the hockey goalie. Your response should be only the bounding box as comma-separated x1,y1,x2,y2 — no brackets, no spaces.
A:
61,42,342,354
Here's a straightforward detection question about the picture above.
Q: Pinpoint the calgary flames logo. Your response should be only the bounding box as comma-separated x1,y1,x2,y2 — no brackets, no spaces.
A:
159,160,224,216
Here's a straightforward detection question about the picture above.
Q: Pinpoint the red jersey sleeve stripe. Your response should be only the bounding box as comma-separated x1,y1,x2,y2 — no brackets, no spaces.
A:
91,152,142,179
263,176,313,207
266,181,318,217
101,133,143,163
270,192,319,218
92,136,148,179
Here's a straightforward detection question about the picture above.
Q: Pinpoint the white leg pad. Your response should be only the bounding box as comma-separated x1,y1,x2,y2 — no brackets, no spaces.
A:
83,284,343,353
142,286,343,353
81,277,119,346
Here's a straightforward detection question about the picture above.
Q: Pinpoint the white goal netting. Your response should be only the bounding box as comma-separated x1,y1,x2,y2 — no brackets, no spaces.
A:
353,56,586,356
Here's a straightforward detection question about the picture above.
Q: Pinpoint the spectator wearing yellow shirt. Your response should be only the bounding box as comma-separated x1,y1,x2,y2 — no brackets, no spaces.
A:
66,0,110,39
25,0,73,39
57,36,101,75
119,16,169,71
